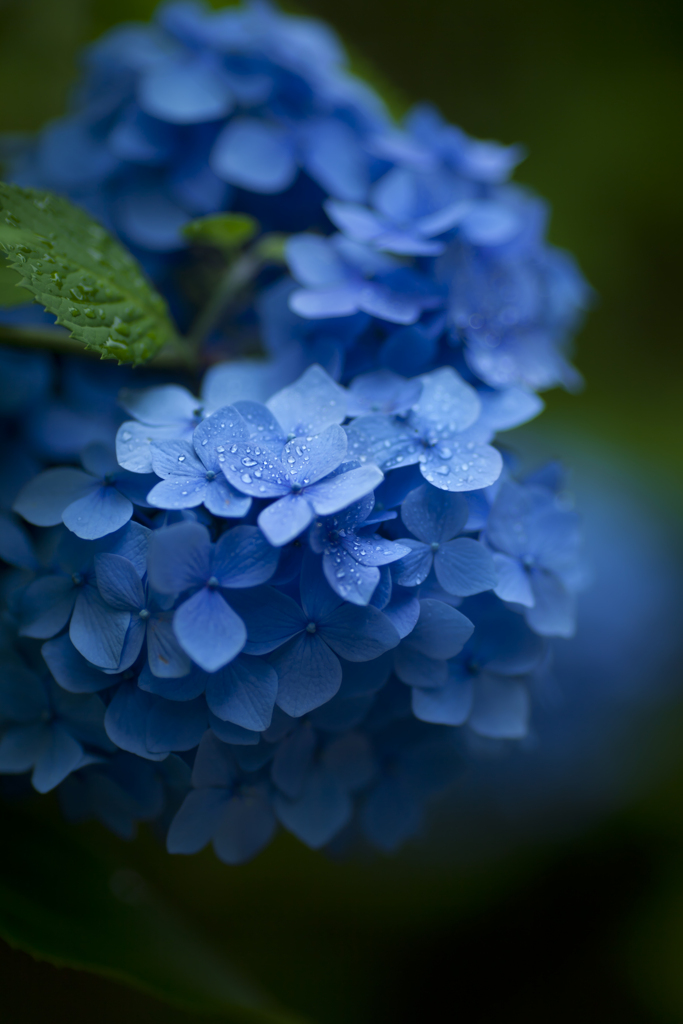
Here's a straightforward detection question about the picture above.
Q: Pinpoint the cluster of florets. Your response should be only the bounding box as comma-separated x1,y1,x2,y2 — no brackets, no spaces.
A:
10,0,590,392
0,355,582,858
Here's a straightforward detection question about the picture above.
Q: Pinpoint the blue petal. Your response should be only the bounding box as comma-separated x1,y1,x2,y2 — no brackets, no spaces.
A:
192,405,250,472
228,587,305,654
138,661,204,700
150,439,204,481
284,235,349,289
147,475,208,511
146,613,193,679
115,186,190,252
211,117,297,194
212,789,277,864
394,646,449,688
173,588,246,673
257,493,314,547
209,715,260,745
420,441,503,493
104,684,167,761
274,767,351,849
80,443,118,478
361,776,422,852
13,468,96,526
42,635,113,694
338,653,393,697
414,366,480,434
212,525,279,588
148,521,212,594
0,665,47,720
205,655,277,732
19,576,77,639
478,387,544,432
284,425,348,488
117,421,195,474
299,551,343,622
322,547,380,605
491,552,534,607
468,675,529,739
345,415,420,472
306,464,383,517
146,695,207,753
289,283,362,319
271,723,316,799
401,483,469,544
203,476,252,519
346,370,422,418
167,788,230,854
411,676,473,725
357,282,423,325
95,553,145,611
303,120,369,202
394,540,433,587
191,730,237,787
138,59,234,124
32,723,84,793
0,512,38,570
320,604,400,662
434,539,497,596
70,587,131,671
404,599,474,660
322,733,375,791
267,365,347,438
271,633,342,717
233,400,285,447
0,723,48,773
343,533,409,568
526,569,575,637
119,384,199,426
382,590,421,639
63,486,133,540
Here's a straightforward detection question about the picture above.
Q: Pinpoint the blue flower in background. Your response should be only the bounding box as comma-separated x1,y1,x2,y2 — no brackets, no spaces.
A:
0,660,113,793
13,443,156,541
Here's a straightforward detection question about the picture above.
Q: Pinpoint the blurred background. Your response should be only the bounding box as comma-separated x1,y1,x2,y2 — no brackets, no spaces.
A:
0,0,682,1020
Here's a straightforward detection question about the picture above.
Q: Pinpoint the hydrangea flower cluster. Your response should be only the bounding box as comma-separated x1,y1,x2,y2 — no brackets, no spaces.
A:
0,356,582,856
0,0,595,860
9,0,590,394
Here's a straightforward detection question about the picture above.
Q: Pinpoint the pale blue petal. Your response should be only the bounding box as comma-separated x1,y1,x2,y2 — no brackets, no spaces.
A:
394,540,433,587
525,570,575,637
267,365,347,437
203,476,252,519
420,441,503,493
117,421,193,474
63,486,133,540
285,235,349,289
345,415,420,472
415,366,480,433
382,591,421,639
478,387,544,432
150,440,204,481
492,552,534,607
173,588,246,673
119,384,199,426
358,284,423,325
138,60,234,124
322,548,380,605
258,493,314,547
233,400,285,446
289,284,363,319
284,425,348,488
147,475,207,510
303,121,369,202
272,633,342,717
306,464,383,516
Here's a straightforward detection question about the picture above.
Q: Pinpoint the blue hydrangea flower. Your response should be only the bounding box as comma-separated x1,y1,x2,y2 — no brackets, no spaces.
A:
485,478,582,637
395,483,497,595
230,554,400,716
309,494,410,605
13,443,156,540
393,598,474,689
347,366,503,492
147,520,278,671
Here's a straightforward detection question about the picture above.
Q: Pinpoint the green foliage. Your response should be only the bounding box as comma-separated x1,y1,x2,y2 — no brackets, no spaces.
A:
0,182,181,365
183,213,259,252
0,800,305,1023
0,255,29,307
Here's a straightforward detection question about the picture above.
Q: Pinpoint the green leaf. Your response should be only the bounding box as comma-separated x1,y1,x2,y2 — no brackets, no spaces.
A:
183,213,259,252
0,182,181,365
0,255,30,307
0,799,305,1023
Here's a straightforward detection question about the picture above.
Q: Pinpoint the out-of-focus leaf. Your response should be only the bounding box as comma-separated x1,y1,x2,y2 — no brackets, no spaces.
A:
0,256,28,307
0,182,180,365
183,214,259,252
0,800,306,1023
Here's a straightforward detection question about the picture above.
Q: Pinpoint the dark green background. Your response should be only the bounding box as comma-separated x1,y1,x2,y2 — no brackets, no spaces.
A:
1,0,682,1021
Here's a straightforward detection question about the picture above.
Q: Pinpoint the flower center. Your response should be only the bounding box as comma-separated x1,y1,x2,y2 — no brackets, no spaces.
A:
306,622,317,634
138,608,150,620
430,541,440,552
207,576,219,589
205,470,216,481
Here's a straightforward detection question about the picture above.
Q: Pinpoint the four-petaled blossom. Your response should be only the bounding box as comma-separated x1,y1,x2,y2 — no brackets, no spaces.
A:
148,521,279,672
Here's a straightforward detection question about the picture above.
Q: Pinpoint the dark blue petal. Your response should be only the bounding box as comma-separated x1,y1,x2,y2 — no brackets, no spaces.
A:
138,661,205,701
95,553,145,611
146,613,193,679
321,733,375,791
148,521,212,593
271,633,342,717
394,540,433,587
63,486,133,540
70,587,131,671
104,684,167,761
209,714,260,746
401,483,469,544
394,646,449,688
191,730,237,788
212,789,277,864
167,788,230,854
13,468,96,526
42,635,113,694
361,776,422,852
404,599,474,660
146,695,207,753
411,676,473,725
205,655,277,732
468,675,529,739
434,539,497,596
320,603,400,662
274,767,351,849
0,723,48,773
18,576,77,639
31,723,84,793
271,723,316,799
382,590,421,639
228,587,305,654
322,547,380,605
